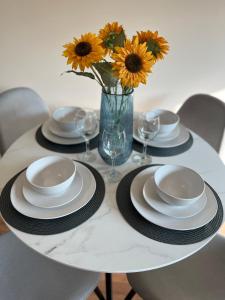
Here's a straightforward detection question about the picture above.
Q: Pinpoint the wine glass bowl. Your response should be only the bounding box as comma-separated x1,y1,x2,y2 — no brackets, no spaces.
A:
102,126,126,183
81,109,98,163
133,112,160,164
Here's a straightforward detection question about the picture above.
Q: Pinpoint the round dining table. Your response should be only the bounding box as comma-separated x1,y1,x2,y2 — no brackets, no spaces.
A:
0,125,225,299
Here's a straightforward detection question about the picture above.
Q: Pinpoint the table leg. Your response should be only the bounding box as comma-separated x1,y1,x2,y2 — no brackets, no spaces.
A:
124,288,136,300
94,287,105,300
105,273,112,300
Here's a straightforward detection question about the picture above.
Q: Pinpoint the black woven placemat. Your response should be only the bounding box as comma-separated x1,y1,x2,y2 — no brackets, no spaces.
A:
0,161,105,235
35,126,99,153
132,133,193,156
116,164,223,245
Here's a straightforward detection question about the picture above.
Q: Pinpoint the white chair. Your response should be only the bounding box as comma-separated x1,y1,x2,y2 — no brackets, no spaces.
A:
126,94,225,300
177,94,225,152
0,232,100,300
0,87,103,299
127,235,225,300
0,87,49,155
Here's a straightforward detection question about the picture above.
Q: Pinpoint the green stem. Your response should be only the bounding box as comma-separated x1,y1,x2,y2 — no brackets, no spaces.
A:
94,78,103,87
115,84,118,121
91,66,106,92
117,93,126,123
91,65,114,112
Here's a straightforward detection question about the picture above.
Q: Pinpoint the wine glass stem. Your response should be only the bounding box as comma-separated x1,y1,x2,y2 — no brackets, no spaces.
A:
86,138,90,154
142,142,147,159
111,157,116,178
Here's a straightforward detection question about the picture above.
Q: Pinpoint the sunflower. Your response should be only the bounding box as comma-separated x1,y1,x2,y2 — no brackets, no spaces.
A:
63,33,105,71
112,37,155,88
99,22,125,52
135,31,169,60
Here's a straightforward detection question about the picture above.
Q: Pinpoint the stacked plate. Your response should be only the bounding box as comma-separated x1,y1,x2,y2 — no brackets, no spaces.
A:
133,109,190,148
42,106,98,145
10,156,96,219
130,165,218,230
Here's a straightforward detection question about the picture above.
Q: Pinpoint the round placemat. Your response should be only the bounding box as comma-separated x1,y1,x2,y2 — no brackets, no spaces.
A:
132,133,193,156
116,164,223,245
35,126,99,153
0,161,105,235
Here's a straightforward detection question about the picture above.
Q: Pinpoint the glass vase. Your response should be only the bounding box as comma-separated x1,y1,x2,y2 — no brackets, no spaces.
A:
98,89,133,165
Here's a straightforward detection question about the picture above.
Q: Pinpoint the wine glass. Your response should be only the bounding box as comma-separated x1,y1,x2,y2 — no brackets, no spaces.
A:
81,109,98,163
133,112,160,164
102,126,126,183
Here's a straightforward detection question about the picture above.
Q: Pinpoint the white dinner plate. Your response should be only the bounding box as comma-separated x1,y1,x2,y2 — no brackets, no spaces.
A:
133,122,190,148
49,119,83,138
11,162,96,219
130,167,218,230
41,118,99,145
142,167,207,219
23,166,83,208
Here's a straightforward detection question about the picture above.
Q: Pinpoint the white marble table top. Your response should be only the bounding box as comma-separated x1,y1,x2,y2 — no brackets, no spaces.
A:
0,126,225,273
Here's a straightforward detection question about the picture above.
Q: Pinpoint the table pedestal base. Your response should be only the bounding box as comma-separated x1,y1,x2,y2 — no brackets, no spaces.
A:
125,289,136,300
94,287,105,300
94,273,112,300
106,273,112,300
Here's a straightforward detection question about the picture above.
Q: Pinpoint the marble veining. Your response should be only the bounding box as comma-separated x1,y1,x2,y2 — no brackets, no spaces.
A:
1,126,225,273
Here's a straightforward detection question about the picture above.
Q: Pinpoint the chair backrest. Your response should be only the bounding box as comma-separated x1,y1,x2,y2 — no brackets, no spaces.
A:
177,94,225,152
0,87,49,155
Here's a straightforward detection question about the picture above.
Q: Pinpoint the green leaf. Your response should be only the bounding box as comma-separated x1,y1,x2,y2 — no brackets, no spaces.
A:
63,70,95,80
114,31,126,48
104,32,118,50
93,62,117,87
146,40,160,58
103,31,126,50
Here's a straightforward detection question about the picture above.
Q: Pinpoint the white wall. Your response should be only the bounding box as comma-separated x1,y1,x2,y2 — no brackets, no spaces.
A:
1,0,225,113
1,0,225,164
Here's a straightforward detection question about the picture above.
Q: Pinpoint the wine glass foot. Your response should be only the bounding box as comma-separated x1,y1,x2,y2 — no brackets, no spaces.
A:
132,153,152,165
107,169,122,183
82,151,96,163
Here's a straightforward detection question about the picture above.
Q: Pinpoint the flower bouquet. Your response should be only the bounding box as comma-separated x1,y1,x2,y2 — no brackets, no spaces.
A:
63,22,169,164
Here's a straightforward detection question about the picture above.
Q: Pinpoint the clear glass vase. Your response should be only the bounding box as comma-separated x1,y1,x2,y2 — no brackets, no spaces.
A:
98,89,133,165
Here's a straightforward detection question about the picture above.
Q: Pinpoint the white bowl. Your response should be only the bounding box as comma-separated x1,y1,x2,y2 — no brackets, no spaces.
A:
52,106,86,132
147,109,180,136
154,165,205,206
26,156,76,196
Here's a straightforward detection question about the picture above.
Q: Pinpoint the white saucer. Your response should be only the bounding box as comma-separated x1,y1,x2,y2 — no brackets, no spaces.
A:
42,119,99,145
156,125,180,140
130,167,218,231
23,168,83,208
133,122,190,148
49,119,83,138
11,162,96,219
143,170,207,219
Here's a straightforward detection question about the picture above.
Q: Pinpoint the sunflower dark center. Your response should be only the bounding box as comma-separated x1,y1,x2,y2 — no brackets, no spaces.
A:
75,42,92,56
125,54,142,73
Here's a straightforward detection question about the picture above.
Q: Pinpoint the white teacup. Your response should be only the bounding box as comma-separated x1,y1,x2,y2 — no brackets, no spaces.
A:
147,109,180,137
52,106,86,132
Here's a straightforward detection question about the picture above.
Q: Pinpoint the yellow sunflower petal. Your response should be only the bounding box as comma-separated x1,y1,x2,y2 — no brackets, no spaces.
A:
136,30,169,60
99,21,124,53
112,38,155,88
62,33,105,71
